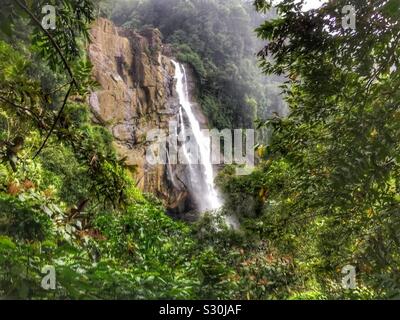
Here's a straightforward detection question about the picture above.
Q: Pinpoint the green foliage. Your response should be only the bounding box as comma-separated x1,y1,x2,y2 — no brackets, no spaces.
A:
40,145,90,205
0,186,236,299
175,43,206,78
216,165,266,218
191,213,297,299
0,0,252,300
0,194,53,241
215,0,400,298
204,0,400,299
0,0,223,300
200,95,231,129
2,0,398,301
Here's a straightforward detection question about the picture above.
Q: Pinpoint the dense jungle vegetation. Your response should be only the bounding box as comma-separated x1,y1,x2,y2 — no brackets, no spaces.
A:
0,0,399,300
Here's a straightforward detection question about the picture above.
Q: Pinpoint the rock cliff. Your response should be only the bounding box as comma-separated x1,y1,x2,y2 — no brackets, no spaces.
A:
88,18,190,212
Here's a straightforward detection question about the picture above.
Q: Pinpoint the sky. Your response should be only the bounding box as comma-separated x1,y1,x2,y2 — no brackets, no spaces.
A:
302,0,328,10
273,0,328,11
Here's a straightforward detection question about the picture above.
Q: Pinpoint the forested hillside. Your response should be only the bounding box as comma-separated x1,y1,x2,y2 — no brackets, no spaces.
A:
0,0,399,300
105,0,287,129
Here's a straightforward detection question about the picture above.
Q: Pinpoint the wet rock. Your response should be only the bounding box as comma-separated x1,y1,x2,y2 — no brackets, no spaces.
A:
88,18,189,212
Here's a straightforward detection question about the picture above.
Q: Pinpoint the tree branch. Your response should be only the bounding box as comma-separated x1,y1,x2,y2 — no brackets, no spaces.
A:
33,83,73,159
15,0,78,89
0,96,43,125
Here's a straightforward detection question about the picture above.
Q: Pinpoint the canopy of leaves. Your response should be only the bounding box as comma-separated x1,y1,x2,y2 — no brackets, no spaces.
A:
217,0,400,298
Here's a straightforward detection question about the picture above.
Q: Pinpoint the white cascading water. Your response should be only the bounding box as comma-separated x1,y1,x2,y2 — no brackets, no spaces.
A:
171,60,222,212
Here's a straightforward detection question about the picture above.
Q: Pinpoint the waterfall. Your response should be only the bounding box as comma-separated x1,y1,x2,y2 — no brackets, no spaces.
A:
171,60,222,212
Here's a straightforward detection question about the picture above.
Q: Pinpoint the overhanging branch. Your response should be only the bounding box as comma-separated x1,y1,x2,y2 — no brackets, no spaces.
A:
15,0,78,89
33,83,73,159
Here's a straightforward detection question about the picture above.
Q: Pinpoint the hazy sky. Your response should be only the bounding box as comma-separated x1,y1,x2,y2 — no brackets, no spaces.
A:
302,0,328,10
274,0,328,11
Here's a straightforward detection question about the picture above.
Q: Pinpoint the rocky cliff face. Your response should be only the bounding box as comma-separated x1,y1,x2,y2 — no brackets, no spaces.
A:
88,18,189,212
